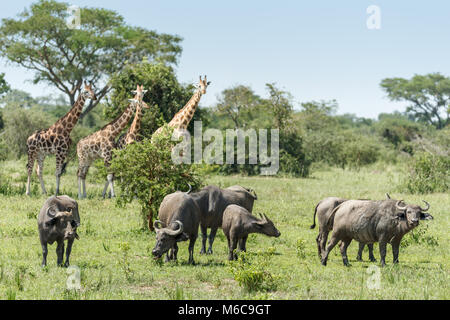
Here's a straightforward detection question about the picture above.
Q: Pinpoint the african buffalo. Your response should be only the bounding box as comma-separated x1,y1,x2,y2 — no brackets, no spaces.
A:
310,193,393,262
152,192,200,264
190,185,257,255
321,199,433,266
222,204,280,260
38,195,80,267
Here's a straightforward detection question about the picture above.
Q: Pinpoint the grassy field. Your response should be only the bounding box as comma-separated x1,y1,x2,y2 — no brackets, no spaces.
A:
0,158,448,299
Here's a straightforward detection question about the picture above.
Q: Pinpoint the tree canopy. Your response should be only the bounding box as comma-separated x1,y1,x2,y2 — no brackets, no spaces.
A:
380,73,450,129
105,61,198,138
0,73,10,97
0,0,182,118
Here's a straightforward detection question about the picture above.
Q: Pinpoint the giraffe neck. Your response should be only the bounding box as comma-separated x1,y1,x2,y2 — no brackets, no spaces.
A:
169,90,202,129
104,103,135,138
54,94,87,133
126,105,143,139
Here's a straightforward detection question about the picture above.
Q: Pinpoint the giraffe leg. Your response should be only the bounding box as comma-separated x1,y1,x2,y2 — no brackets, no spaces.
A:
36,153,47,195
26,151,37,196
102,153,115,199
55,152,67,196
77,163,89,199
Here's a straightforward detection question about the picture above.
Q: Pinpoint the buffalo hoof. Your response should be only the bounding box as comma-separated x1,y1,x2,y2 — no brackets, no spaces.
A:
64,261,70,268
356,256,362,261
321,260,327,266
206,249,213,255
370,258,377,262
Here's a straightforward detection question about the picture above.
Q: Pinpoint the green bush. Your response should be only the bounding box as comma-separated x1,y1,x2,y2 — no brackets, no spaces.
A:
228,251,278,292
110,126,203,228
402,152,450,194
0,108,54,159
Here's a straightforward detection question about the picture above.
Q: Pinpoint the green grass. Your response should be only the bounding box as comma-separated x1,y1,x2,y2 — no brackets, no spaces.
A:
0,158,448,299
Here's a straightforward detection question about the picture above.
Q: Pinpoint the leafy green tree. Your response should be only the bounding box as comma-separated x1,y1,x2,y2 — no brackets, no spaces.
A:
0,73,9,96
216,85,263,128
380,73,450,129
105,61,198,138
0,0,182,118
110,126,203,229
265,83,294,129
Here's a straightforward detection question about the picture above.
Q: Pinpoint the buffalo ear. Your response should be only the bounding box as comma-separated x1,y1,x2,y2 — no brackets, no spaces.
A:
176,232,189,242
420,213,433,220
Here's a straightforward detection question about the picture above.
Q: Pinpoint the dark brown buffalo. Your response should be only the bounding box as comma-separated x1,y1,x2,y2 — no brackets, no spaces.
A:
37,195,80,267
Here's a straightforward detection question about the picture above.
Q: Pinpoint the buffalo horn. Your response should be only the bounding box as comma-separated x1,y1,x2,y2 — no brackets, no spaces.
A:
420,200,430,212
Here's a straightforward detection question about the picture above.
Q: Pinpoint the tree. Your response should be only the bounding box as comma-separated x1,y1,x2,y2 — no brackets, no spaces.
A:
110,126,203,229
105,61,197,138
0,89,37,109
0,0,182,118
380,73,450,129
0,73,10,97
216,85,262,128
265,83,294,130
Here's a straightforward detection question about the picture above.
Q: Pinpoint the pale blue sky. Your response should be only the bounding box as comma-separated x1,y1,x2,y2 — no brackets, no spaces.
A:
1,0,449,118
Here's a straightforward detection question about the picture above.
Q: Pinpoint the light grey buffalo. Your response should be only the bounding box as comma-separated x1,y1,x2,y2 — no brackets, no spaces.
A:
222,204,280,260
152,192,200,264
310,193,393,262
38,195,80,267
321,199,433,267
190,185,257,255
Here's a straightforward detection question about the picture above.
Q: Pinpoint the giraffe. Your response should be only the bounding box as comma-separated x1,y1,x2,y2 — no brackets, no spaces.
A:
76,85,144,199
116,85,150,149
25,82,97,196
153,75,210,136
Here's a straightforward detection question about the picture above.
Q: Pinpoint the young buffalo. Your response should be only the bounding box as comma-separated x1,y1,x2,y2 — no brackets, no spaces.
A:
222,204,280,261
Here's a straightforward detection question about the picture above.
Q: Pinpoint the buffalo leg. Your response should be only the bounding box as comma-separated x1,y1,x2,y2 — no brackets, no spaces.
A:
238,235,248,252
200,225,207,254
391,238,401,264
207,227,218,254
379,241,387,267
64,239,74,267
173,243,179,261
315,233,321,258
229,237,238,261
188,236,197,265
357,243,365,261
368,244,376,262
41,242,48,267
339,238,352,266
319,230,329,257
56,240,65,266
321,234,340,266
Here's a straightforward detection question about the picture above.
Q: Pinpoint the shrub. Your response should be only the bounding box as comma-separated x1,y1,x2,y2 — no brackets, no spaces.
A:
228,251,278,292
0,108,54,159
110,126,203,228
402,152,450,194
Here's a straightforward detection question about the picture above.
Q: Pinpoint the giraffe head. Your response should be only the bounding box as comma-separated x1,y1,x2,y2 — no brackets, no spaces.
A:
81,81,97,100
198,75,211,94
131,84,149,109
